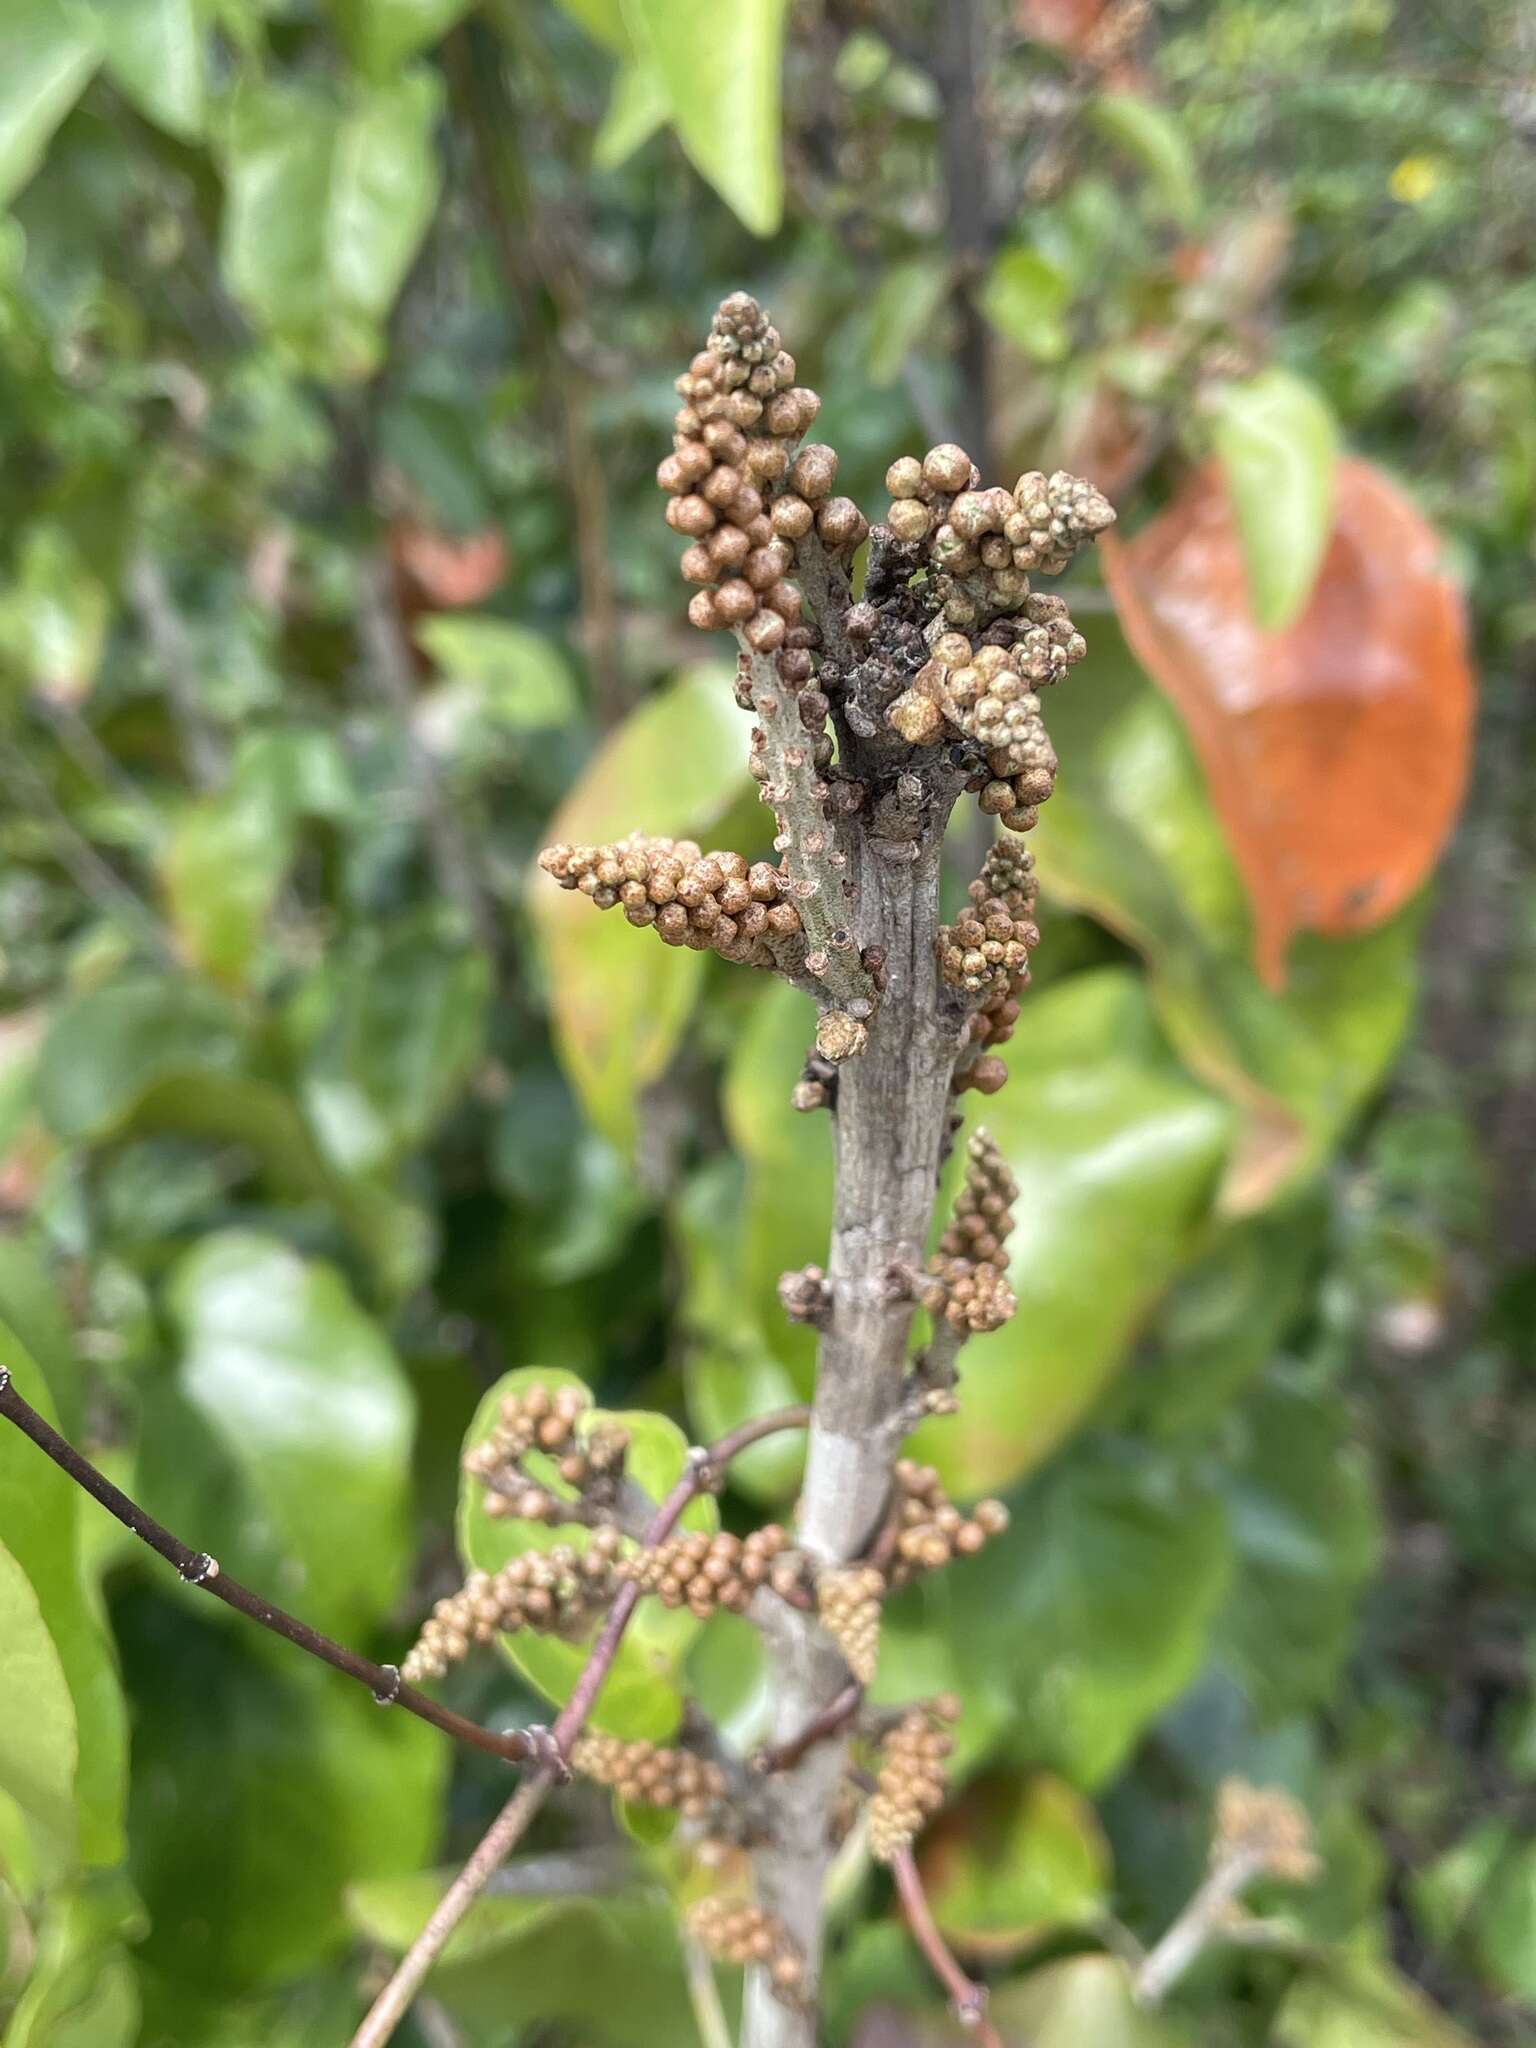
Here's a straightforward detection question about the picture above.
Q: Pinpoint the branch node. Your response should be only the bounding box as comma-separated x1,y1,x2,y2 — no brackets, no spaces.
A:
180,1551,220,1586
524,1724,573,1783
372,1663,404,1706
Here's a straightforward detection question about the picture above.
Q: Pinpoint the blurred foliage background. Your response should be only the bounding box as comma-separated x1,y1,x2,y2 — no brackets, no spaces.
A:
0,0,1533,2044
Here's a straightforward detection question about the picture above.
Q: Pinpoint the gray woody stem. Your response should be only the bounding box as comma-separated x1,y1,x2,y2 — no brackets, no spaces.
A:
743,817,962,2048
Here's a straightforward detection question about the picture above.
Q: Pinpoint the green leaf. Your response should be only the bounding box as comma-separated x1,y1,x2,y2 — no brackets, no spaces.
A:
0,1281,128,1868
1414,1821,1536,2003
0,1876,144,2048
346,1878,700,2046
622,0,786,234
554,0,631,52
1274,1953,1479,2048
160,780,296,987
1211,367,1340,630
922,1773,1110,1958
992,1955,1176,2048
911,969,1230,1494
457,1367,714,1740
115,1586,444,1997
328,0,473,78
95,0,205,141
1091,92,1200,227
950,1440,1233,1787
866,254,952,385
1031,623,1417,1210
414,614,578,731
0,1541,77,1877
220,70,444,382
1213,1373,1380,1718
978,245,1073,364
593,60,670,173
167,1232,415,1634
36,976,246,1144
531,664,750,1150
0,526,111,705
0,1,99,210
301,926,490,1173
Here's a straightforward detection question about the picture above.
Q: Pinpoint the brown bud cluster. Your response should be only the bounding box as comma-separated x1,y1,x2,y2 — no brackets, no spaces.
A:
884,448,1113,627
687,1895,806,2000
886,1461,1009,1588
619,1525,791,1618
777,1264,832,1325
868,1696,959,1862
401,1533,622,1682
817,1564,885,1684
939,840,1040,998
571,1732,728,1820
661,293,864,651
1214,1778,1321,1885
920,1131,1019,1337
462,1381,629,1526
538,835,803,970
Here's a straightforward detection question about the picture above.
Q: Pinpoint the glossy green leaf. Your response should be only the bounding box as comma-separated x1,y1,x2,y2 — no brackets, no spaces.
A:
457,1367,714,1741
0,1287,128,1867
115,1586,443,1996
1213,1372,1380,1718
593,60,670,172
160,779,296,987
329,0,473,77
1211,367,1340,630
949,1440,1233,1786
96,0,205,140
1032,623,1417,1210
531,663,750,1150
0,1542,77,1875
346,1877,700,2045
414,613,577,731
623,0,786,235
867,254,952,385
1091,93,1201,226
911,969,1230,1493
920,1772,1110,1957
978,245,1073,364
220,70,443,382
167,1232,415,1634
0,1,99,210
301,926,490,1174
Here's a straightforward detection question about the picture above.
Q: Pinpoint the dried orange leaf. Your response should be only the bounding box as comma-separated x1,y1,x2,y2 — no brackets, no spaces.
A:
1104,456,1474,987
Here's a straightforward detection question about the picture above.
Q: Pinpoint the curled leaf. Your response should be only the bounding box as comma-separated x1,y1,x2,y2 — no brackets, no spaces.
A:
1105,456,1474,987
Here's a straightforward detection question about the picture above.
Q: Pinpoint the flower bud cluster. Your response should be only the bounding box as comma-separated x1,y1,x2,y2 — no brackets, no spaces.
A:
920,1130,1019,1337
661,293,865,651
538,835,803,970
886,1461,1010,1588
1214,1778,1320,1884
777,1264,832,1326
687,1895,806,2000
817,1564,886,1683
618,1525,791,1618
939,840,1040,997
571,1731,729,1820
462,1381,629,1528
868,1696,959,1862
884,448,1113,628
401,1533,622,1682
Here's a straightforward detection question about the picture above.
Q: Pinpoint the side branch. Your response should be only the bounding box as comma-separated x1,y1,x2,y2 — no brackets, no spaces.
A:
0,1368,539,1769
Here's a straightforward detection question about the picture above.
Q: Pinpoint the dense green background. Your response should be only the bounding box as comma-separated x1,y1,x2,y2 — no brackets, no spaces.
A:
0,2,1533,2044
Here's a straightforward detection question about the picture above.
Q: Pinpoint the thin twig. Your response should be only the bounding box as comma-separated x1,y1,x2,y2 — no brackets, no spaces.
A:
349,1407,813,2048
1133,1847,1266,2006
755,1682,864,1777
890,1847,1001,2046
0,1369,545,1768
682,1928,737,2048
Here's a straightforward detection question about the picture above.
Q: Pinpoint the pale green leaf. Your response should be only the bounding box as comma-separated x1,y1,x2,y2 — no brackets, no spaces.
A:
1091,91,1201,227
0,1542,77,1876
1211,366,1340,630
414,613,577,730
593,59,669,171
866,254,952,385
623,0,786,234
978,245,1072,363
0,1,99,210
95,0,205,141
328,0,473,77
0,527,110,707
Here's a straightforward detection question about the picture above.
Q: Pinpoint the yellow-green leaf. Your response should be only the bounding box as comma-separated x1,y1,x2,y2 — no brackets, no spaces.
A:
1211,366,1340,630
622,0,786,234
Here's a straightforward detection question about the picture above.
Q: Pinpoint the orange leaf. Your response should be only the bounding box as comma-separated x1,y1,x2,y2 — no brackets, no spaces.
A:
1104,456,1474,988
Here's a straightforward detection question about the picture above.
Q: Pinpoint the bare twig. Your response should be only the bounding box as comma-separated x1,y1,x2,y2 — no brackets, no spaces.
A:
890,1847,1001,2046
348,1406,813,2048
754,1682,864,1777
1133,1847,1267,2006
0,1369,543,1769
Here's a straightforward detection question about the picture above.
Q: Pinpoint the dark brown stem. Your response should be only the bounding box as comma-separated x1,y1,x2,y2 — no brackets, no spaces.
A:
890,1846,1001,2046
0,1368,541,1768
754,1681,864,1776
